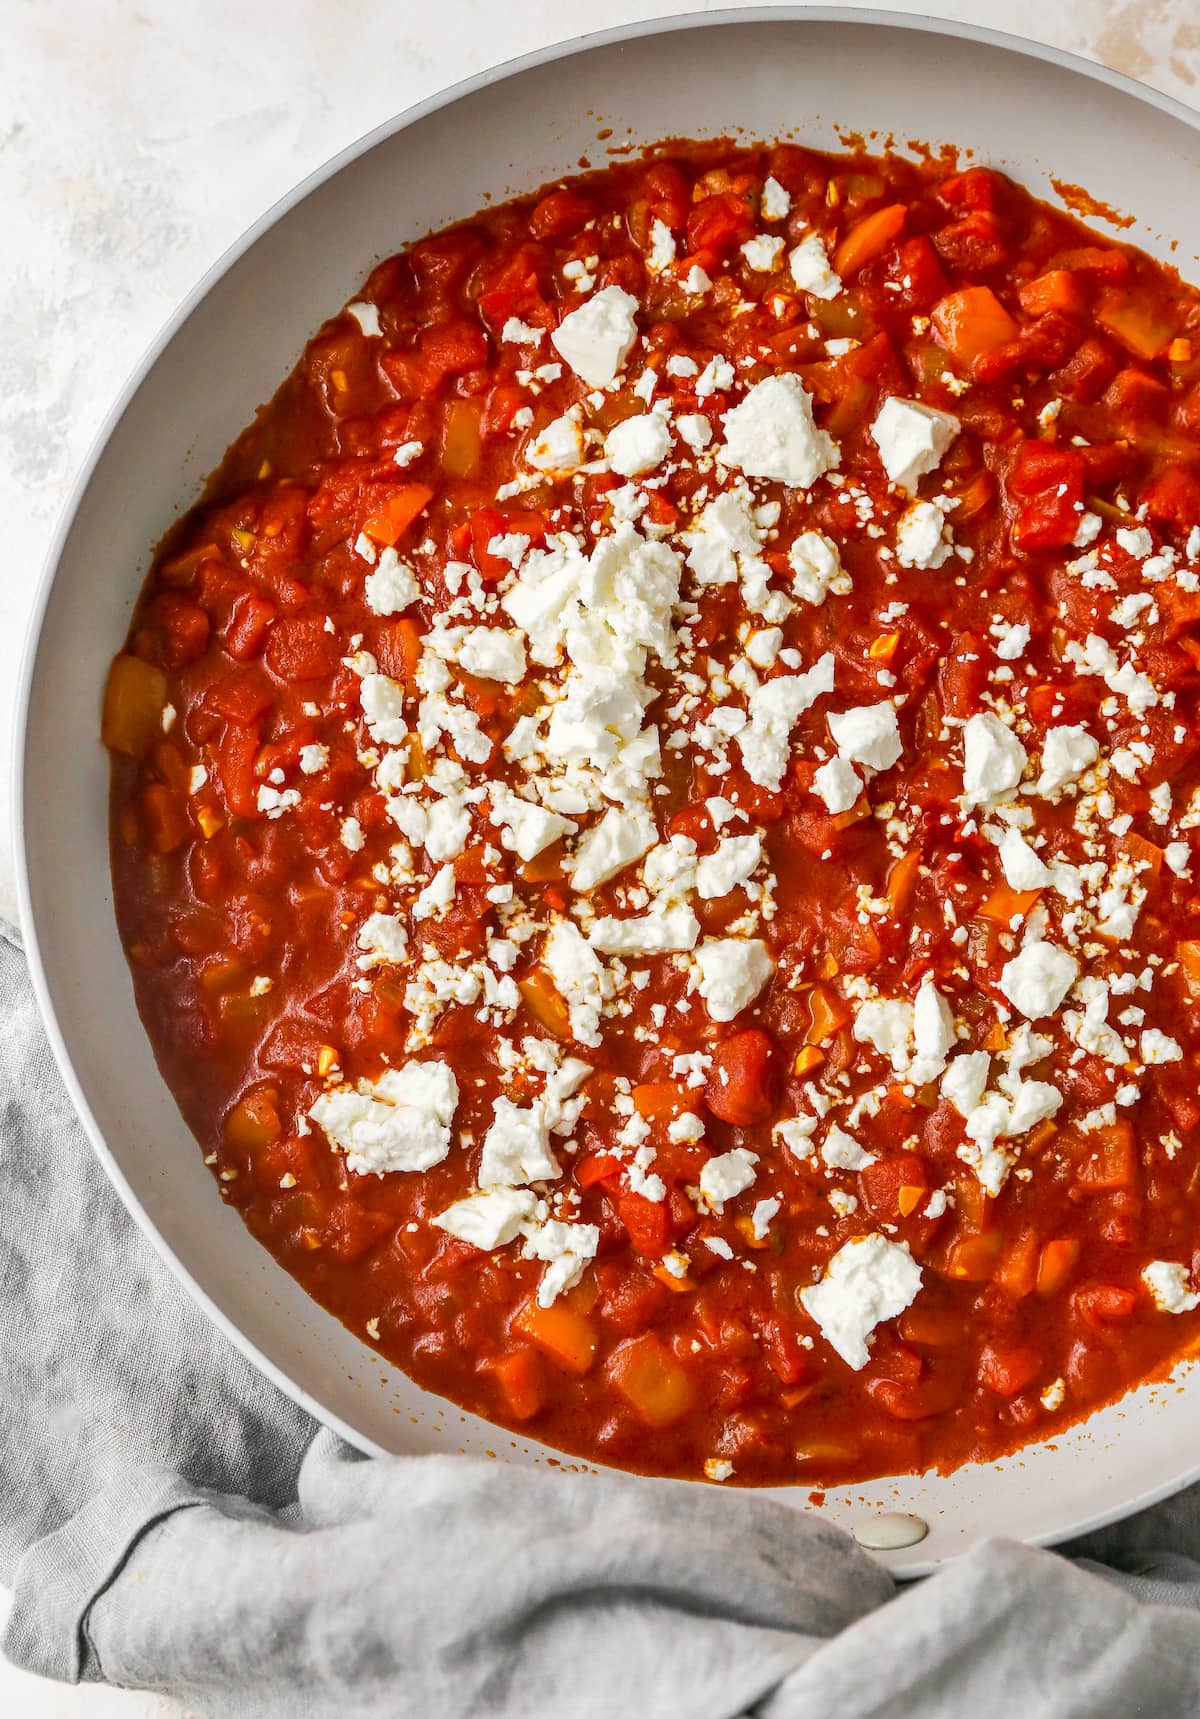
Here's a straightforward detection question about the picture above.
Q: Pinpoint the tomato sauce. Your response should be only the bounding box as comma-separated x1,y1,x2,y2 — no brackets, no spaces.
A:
107,140,1200,1487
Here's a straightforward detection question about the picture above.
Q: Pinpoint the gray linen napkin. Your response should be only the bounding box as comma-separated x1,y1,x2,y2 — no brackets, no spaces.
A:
4,923,1200,1717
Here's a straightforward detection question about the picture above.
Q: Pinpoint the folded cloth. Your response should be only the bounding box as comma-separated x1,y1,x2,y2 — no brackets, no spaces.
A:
4,923,1200,1718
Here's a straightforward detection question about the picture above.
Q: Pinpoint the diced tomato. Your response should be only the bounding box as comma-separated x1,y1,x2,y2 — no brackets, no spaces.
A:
978,1342,1041,1398
1144,465,1200,528
470,506,548,581
939,167,1010,213
883,236,947,309
214,725,261,819
932,210,1007,274
1051,335,1119,402
760,1317,813,1386
263,614,343,683
1073,1282,1138,1328
149,593,211,669
860,1154,929,1225
1005,440,1086,548
687,192,755,254
706,1030,776,1125
617,1191,672,1257
223,591,276,661
529,188,595,240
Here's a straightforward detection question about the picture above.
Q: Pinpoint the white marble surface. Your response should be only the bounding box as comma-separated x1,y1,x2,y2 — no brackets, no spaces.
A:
0,0,1195,1711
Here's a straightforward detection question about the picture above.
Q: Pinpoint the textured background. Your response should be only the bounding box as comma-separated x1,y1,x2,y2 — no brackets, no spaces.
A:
1,0,1196,1710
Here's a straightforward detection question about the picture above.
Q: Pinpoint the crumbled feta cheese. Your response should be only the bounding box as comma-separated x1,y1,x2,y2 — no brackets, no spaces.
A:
676,413,713,452
434,1187,537,1250
761,176,791,220
1142,1260,1200,1314
589,907,700,956
1036,725,1099,797
695,834,762,900
1141,1028,1182,1064
310,1060,458,1176
813,755,861,814
895,499,954,570
346,300,381,337
742,234,785,272
699,1147,759,1208
961,712,1027,807
870,397,960,492
647,219,676,273
828,703,902,772
800,1234,922,1370
523,1218,600,1306
739,652,835,790
489,786,577,862
997,827,1052,892
526,408,586,473
570,806,657,892
551,286,639,388
821,1124,876,1171
542,921,610,1047
604,412,672,477
364,547,420,616
789,530,849,605
720,374,839,489
478,1096,562,1187
999,941,1079,1020
692,937,775,1021
788,231,842,300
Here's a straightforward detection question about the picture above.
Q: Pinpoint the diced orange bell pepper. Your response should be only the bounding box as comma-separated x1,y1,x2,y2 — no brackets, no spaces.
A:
931,286,1018,365
1018,269,1088,318
885,850,921,917
979,882,1041,924
607,1333,694,1429
945,1230,1003,1281
516,1300,598,1375
224,1088,282,1152
1036,1237,1081,1298
102,654,169,758
362,483,433,547
1095,291,1176,361
491,1348,545,1420
806,985,850,1045
834,203,907,278
140,783,188,855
